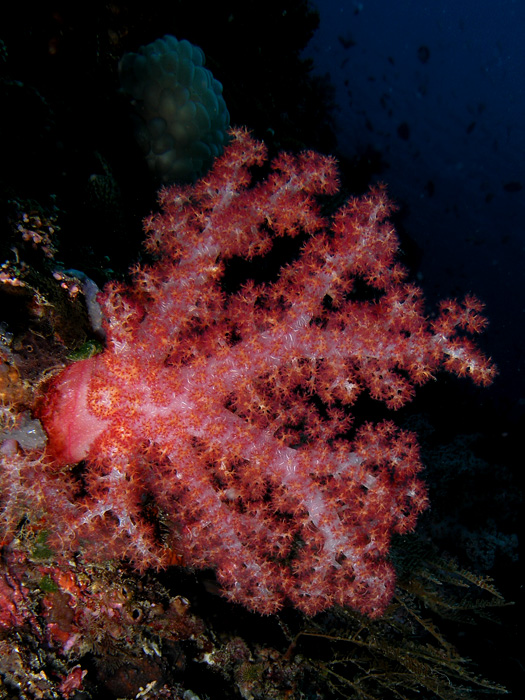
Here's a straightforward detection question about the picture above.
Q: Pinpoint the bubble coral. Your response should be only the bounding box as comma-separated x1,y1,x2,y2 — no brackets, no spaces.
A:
119,35,230,183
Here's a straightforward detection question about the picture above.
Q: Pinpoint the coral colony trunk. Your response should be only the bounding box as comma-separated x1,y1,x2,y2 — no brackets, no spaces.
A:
14,129,495,617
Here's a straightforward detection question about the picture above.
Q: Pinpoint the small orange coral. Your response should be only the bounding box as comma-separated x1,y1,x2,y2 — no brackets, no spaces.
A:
0,355,29,406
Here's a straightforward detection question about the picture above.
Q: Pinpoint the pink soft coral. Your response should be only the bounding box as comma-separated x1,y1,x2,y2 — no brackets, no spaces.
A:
23,129,495,616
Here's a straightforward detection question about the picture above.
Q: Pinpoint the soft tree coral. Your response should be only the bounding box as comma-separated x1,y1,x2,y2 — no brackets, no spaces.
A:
3,129,495,617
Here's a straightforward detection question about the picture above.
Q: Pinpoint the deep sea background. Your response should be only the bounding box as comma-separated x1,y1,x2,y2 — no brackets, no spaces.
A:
303,0,525,424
